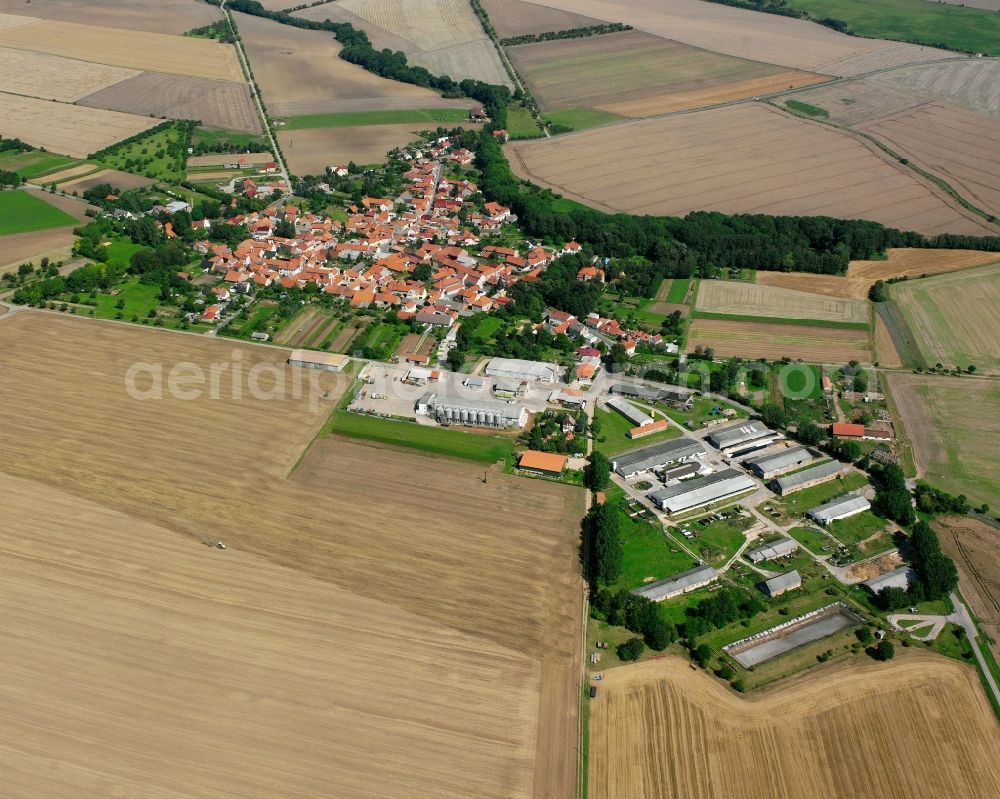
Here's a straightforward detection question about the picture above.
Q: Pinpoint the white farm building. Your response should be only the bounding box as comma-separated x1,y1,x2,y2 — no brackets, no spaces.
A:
648,469,756,515
484,358,560,384
416,392,527,428
631,564,718,602
807,493,871,526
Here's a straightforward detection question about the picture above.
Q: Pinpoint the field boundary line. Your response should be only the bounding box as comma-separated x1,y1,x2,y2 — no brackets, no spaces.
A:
690,310,870,330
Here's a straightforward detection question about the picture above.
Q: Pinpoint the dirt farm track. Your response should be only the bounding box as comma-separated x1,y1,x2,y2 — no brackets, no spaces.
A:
0,312,584,799
590,653,1000,799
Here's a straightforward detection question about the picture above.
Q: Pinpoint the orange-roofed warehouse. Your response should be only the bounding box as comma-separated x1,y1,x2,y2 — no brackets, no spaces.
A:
518,450,568,476
831,422,865,438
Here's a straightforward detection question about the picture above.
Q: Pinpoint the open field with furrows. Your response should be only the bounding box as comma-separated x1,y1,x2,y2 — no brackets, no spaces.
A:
0,0,222,35
776,78,930,127
0,17,243,82
758,248,1000,299
56,169,155,194
687,319,871,362
874,315,903,368
235,11,468,117
335,0,510,86
695,280,869,324
589,653,1000,799
506,30,826,116
0,47,138,103
889,264,1000,374
482,0,601,36
0,312,584,799
0,93,158,158
860,104,1000,216
79,73,262,134
884,373,1000,509
871,59,1000,118
279,124,425,174
935,516,1000,665
510,0,950,76
507,104,995,236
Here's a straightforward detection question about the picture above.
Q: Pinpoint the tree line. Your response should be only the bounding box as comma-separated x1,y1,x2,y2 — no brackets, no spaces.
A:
499,23,632,46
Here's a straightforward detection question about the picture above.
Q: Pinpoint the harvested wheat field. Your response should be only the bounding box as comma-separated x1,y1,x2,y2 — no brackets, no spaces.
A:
0,93,157,157
280,124,424,174
507,104,994,235
873,59,1000,117
590,653,1000,799
0,46,138,102
338,0,510,85
0,0,222,35
935,516,1000,664
860,103,1000,216
0,228,75,273
513,0,947,75
506,30,824,115
884,373,1000,509
758,248,1000,299
695,280,869,324
874,315,903,368
40,163,100,184
482,0,601,36
188,152,274,168
890,263,1000,374
687,318,871,363
57,168,155,193
778,77,930,127
0,18,243,81
0,313,584,799
79,72,262,134
235,11,466,117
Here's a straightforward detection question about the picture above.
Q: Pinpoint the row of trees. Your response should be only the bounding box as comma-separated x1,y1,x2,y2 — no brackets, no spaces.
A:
499,23,632,46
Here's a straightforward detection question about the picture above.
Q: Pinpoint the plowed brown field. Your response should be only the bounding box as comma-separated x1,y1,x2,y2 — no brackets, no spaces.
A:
0,0,222,35
758,248,1000,299
508,104,993,235
279,124,425,174
0,312,584,799
590,654,1000,799
483,0,601,36
0,228,75,274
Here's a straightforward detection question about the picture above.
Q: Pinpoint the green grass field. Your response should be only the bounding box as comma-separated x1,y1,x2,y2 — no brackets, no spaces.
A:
544,107,624,132
665,278,691,304
325,410,515,464
507,103,542,139
612,504,695,591
95,123,187,182
890,264,1000,375
787,525,836,555
0,190,78,236
677,515,752,567
779,471,870,516
593,405,680,456
281,109,471,131
104,237,144,269
784,99,828,118
827,510,888,547
663,397,746,429
0,150,79,180
784,0,1000,56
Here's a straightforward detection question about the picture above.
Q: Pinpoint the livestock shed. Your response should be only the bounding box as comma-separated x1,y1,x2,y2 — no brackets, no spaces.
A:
517,450,567,476
631,564,718,602
774,460,847,495
746,537,799,564
744,446,813,479
629,419,670,440
762,570,802,597
612,437,705,478
485,358,560,383
287,349,350,372
610,383,694,409
807,493,871,526
416,392,528,428
606,396,654,428
648,469,756,515
706,421,778,453
863,566,916,595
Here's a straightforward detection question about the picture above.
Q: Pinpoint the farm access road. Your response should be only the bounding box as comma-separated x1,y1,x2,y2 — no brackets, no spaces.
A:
950,592,1000,710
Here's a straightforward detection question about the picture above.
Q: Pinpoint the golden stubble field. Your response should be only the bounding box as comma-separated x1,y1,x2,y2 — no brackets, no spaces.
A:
279,124,426,173
0,0,223,35
590,653,1000,799
0,46,138,102
687,318,871,363
758,248,1000,299
0,92,157,158
695,279,869,323
0,312,585,799
0,15,243,81
507,104,993,236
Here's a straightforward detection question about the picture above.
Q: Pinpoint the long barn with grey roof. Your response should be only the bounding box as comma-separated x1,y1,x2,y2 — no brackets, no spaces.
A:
807,493,871,525
744,446,813,479
631,564,718,602
706,421,778,453
612,437,705,478
774,460,847,495
649,468,756,514
746,537,798,564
